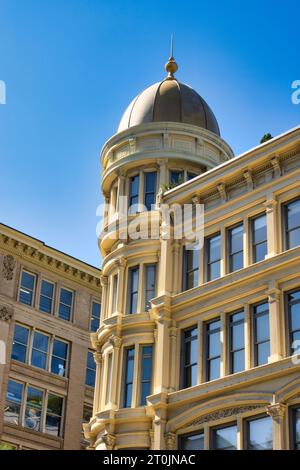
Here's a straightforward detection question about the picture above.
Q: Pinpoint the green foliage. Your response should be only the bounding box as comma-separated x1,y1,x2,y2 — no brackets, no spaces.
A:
260,133,273,144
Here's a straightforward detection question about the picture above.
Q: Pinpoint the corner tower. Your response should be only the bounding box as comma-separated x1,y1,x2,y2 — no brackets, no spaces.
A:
86,55,234,450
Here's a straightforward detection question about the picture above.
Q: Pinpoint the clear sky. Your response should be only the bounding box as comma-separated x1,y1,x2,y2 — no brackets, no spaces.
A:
0,0,299,268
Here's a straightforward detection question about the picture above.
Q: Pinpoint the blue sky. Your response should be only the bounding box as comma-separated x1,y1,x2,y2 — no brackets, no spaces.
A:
0,0,299,267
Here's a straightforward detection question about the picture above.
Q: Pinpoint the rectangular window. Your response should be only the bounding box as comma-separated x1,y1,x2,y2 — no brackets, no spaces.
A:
228,224,244,272
211,423,237,450
24,386,43,432
4,380,23,426
39,280,54,314
30,331,49,370
179,432,204,450
128,266,139,314
206,233,221,281
229,310,245,374
291,406,300,450
129,174,140,213
144,264,156,311
51,339,68,377
140,345,153,405
112,275,118,314
253,301,270,366
287,289,300,356
245,415,273,450
285,198,300,250
58,288,73,321
123,347,135,408
206,319,221,381
170,170,184,186
105,354,113,405
85,351,96,388
144,171,157,211
11,324,29,363
45,394,63,437
183,248,199,290
182,326,198,389
19,271,36,306
252,214,267,263
90,301,101,332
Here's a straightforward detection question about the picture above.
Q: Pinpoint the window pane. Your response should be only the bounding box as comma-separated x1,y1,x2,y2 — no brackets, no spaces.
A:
5,380,23,425
47,394,63,416
51,340,68,376
254,241,268,262
253,215,267,244
290,302,300,332
287,199,300,230
39,280,54,314
208,331,221,357
232,349,245,373
208,234,221,263
141,382,151,405
46,394,63,436
247,416,273,450
209,261,221,281
19,272,35,305
230,225,244,253
187,172,197,181
180,433,204,450
144,172,157,211
231,322,244,350
124,347,135,407
256,314,270,342
129,268,139,313
257,341,270,366
58,304,71,321
213,424,237,450
60,288,73,306
85,351,96,387
12,325,29,363
170,170,184,185
231,252,244,271
145,265,156,310
25,387,43,432
32,332,49,352
208,357,220,380
31,332,49,369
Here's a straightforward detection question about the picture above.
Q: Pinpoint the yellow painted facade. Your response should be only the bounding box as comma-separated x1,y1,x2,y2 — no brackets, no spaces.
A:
85,61,300,450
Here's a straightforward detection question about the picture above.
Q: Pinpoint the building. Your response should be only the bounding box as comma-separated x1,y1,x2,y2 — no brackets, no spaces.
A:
84,54,300,450
0,224,101,450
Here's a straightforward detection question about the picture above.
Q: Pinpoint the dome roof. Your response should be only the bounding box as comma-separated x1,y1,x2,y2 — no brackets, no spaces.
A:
118,57,220,136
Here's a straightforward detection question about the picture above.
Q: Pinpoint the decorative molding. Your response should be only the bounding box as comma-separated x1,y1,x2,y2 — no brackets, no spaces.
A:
0,305,13,322
2,254,16,280
93,351,103,365
271,156,282,177
217,183,227,202
189,404,266,426
101,433,116,450
165,432,177,450
109,335,122,349
243,169,254,190
267,403,286,419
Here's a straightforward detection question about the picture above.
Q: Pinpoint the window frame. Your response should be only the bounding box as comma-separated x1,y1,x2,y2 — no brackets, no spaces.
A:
39,278,55,315
252,300,270,367
183,246,199,291
205,232,221,282
244,413,273,450
139,344,153,406
178,430,204,450
11,324,30,364
18,270,37,307
122,346,135,408
289,405,300,450
227,223,244,273
143,171,157,211
205,318,221,382
127,266,140,314
144,264,157,311
181,325,198,389
90,300,102,332
283,197,300,251
58,287,74,322
251,213,268,264
85,350,96,388
210,421,238,450
285,288,300,357
128,173,140,213
228,309,245,374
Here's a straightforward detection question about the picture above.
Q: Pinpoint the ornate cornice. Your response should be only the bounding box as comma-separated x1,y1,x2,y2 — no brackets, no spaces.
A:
0,230,101,290
267,403,286,419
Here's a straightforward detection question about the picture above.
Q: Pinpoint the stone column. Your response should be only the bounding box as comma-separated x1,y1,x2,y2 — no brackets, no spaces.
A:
165,432,177,450
116,257,127,315
100,275,108,321
220,311,227,377
93,350,103,414
264,198,279,258
168,325,177,392
172,241,181,295
267,282,283,363
153,307,171,395
267,403,287,450
157,158,168,189
108,335,122,409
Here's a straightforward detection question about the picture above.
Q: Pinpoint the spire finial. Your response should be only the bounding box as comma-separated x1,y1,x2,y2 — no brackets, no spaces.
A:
165,33,178,79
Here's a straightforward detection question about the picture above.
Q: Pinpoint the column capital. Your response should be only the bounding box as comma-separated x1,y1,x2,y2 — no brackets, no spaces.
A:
116,256,127,269
165,432,177,450
109,334,122,349
93,351,103,365
263,198,278,212
100,274,108,287
267,403,286,419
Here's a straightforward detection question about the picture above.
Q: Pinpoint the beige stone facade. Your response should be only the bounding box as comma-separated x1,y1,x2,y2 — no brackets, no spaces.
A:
0,224,101,450
84,71,300,450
